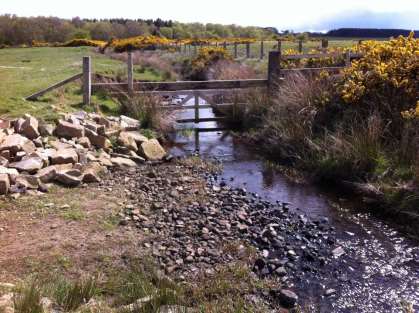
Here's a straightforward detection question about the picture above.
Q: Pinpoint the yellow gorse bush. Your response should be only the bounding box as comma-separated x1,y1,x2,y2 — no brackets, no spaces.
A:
191,47,232,73
62,39,107,48
340,33,418,116
110,35,172,52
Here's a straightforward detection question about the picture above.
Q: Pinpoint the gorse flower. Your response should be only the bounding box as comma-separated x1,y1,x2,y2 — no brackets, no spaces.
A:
340,32,418,116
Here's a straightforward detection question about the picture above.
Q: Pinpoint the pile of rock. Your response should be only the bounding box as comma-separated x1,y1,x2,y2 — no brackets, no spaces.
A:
0,112,168,196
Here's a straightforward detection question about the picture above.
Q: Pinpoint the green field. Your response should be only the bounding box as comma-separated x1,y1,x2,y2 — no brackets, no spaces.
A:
0,47,163,121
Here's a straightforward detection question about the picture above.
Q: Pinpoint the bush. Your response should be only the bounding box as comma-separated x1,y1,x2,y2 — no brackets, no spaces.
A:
62,39,106,48
186,47,232,80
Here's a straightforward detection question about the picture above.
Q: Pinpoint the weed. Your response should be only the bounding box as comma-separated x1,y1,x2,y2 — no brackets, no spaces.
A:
13,281,43,313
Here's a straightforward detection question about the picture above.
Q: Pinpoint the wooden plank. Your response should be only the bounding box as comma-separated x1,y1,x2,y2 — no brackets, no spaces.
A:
281,66,345,74
177,117,226,123
179,94,193,105
160,103,234,110
26,73,83,100
194,93,199,123
282,52,362,60
83,56,91,105
92,79,268,92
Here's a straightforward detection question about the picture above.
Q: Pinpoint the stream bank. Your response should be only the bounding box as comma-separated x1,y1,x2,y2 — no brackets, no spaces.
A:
163,101,419,312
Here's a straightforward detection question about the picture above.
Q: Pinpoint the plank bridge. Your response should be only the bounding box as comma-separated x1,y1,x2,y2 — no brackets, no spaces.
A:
26,50,362,130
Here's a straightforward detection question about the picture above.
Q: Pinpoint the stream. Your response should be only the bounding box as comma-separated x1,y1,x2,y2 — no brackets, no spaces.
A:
166,98,419,313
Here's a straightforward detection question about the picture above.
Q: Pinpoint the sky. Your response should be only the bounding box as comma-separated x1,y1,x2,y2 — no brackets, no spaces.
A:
1,0,419,31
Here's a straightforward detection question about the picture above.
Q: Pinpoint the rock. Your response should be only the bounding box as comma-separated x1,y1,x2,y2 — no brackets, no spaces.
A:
15,175,40,190
118,131,138,151
0,293,13,313
0,134,35,154
51,149,78,165
0,167,19,183
97,151,113,167
55,170,82,187
324,289,336,297
14,118,25,133
0,156,8,167
0,174,10,195
49,140,72,150
0,119,11,129
82,162,104,183
20,115,39,139
9,157,43,174
124,131,148,145
332,246,345,258
38,123,54,136
54,120,84,139
139,139,166,161
277,289,298,308
84,121,105,135
35,166,57,183
120,115,140,130
77,137,91,149
111,157,137,168
84,128,111,150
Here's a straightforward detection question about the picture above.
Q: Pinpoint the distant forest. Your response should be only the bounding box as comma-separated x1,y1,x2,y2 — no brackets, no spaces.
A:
0,15,274,45
325,28,417,38
0,14,416,46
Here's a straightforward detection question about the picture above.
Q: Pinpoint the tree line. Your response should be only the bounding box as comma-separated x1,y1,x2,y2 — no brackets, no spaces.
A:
0,14,275,46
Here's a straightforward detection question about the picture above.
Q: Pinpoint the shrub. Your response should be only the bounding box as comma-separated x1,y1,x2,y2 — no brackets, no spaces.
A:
186,47,232,80
13,282,43,313
47,276,98,311
112,91,175,133
62,39,106,48
340,33,418,126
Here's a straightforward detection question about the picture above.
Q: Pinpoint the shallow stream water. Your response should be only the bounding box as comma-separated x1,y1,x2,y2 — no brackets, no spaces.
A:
166,100,419,313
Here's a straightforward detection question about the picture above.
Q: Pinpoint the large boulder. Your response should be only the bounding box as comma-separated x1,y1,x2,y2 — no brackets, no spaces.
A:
20,115,39,139
51,149,78,165
118,131,138,151
139,139,166,161
9,157,44,174
0,174,10,195
54,120,84,139
0,134,35,154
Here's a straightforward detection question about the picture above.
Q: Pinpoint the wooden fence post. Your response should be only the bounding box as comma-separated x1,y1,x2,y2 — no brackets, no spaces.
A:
223,42,227,49
260,41,264,59
298,40,303,53
83,56,91,105
321,39,329,50
194,92,199,123
277,40,282,52
345,50,351,67
246,43,250,59
127,52,133,93
268,51,281,95
234,42,238,58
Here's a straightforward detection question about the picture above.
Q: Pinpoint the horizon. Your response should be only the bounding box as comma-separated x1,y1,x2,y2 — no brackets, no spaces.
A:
1,0,419,32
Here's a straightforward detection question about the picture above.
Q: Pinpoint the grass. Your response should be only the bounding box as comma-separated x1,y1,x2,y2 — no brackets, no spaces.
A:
0,47,163,121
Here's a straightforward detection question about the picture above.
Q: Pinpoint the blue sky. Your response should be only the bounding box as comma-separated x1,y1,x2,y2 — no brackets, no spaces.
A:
1,0,418,31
